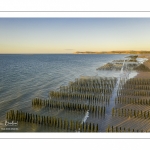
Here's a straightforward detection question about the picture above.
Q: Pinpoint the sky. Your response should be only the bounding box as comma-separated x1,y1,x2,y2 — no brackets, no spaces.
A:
0,18,150,54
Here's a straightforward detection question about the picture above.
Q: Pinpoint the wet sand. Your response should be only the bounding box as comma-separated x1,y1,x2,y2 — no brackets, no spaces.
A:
135,54,150,78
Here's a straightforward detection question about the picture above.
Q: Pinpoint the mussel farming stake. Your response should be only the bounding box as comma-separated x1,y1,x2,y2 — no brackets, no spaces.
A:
6,110,98,132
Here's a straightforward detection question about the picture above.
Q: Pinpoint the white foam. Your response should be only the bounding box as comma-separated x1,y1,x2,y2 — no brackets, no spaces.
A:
137,58,148,64
77,110,89,132
81,110,89,124
128,71,138,79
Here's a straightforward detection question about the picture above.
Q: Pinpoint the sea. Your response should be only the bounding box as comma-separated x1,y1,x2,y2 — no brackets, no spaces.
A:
0,54,137,132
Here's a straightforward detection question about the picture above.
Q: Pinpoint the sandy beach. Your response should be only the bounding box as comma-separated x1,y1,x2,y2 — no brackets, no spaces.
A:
135,54,150,78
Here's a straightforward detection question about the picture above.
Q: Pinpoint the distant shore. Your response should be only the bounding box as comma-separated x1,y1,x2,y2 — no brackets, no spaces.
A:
74,51,150,54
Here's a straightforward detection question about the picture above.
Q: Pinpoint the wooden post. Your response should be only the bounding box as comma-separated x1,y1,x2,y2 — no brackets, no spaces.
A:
96,124,98,132
124,127,125,132
116,127,118,132
111,126,113,132
80,123,82,132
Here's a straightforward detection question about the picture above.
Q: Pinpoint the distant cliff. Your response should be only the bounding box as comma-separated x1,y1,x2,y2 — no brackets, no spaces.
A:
74,51,150,54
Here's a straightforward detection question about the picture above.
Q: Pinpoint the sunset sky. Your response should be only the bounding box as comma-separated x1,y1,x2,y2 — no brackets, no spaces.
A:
0,18,150,54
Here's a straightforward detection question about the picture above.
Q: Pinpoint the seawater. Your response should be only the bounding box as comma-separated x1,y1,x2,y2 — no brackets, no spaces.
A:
0,54,129,132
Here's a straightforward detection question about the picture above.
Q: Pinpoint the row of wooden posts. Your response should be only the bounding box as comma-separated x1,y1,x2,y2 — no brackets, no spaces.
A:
70,79,117,87
50,91,111,101
118,78,150,90
118,80,126,89
74,77,117,83
88,97,110,104
97,66,122,71
48,96,109,106
69,82,116,89
121,85,150,90
115,96,150,105
6,110,98,132
32,99,106,114
51,95,110,105
106,126,147,132
59,86,113,94
118,78,126,84
69,82,116,88
71,82,116,88
126,78,150,85
112,108,150,119
117,90,150,96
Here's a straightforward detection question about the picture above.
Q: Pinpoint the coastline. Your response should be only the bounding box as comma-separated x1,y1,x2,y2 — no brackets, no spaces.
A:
74,51,150,55
1,53,150,132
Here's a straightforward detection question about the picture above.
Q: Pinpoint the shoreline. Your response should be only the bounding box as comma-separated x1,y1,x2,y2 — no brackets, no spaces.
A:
1,54,150,132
